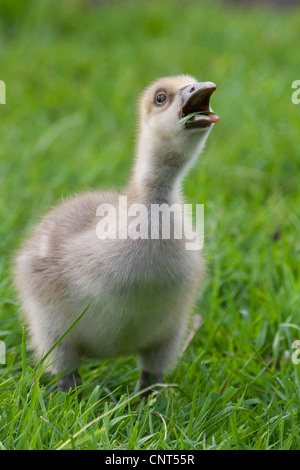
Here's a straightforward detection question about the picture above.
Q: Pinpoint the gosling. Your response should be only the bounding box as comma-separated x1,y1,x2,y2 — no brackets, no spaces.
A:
14,75,220,396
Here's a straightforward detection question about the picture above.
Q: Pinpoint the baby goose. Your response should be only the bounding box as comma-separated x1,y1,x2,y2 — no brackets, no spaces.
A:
14,75,219,396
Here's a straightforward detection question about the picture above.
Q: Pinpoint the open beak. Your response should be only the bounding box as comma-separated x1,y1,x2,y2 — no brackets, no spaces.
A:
180,81,220,128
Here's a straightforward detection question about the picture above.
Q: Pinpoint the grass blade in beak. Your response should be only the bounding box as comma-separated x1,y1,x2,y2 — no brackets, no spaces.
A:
180,111,211,125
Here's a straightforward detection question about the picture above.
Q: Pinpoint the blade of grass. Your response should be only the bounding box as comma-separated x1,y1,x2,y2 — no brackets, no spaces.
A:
21,327,26,376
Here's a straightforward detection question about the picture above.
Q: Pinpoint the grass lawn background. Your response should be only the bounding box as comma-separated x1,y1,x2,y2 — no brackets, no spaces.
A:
0,0,300,450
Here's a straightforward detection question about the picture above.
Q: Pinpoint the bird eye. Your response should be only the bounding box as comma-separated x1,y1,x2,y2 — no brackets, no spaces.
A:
155,92,168,105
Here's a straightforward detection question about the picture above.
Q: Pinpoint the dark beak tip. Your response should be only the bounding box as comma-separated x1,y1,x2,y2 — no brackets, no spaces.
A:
200,82,217,96
202,81,217,90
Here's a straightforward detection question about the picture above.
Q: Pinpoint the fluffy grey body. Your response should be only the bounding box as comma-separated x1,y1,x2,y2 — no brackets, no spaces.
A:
14,75,219,396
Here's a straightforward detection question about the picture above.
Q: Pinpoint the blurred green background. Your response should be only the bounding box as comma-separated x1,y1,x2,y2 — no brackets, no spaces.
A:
1,0,300,450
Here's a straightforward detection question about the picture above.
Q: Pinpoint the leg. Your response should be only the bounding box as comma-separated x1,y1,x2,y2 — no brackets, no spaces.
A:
33,331,82,399
57,369,82,401
139,370,163,398
48,340,82,400
138,328,184,397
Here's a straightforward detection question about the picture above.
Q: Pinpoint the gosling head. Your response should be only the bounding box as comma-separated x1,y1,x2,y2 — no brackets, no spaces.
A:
137,74,219,161
132,75,220,199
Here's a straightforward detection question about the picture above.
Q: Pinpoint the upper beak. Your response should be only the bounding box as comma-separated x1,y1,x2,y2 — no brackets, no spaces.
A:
180,81,220,127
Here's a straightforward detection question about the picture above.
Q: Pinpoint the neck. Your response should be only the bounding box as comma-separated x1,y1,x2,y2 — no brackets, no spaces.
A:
126,125,211,204
127,145,187,205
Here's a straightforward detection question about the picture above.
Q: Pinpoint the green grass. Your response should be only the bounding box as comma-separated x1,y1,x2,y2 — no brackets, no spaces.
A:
1,0,300,450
